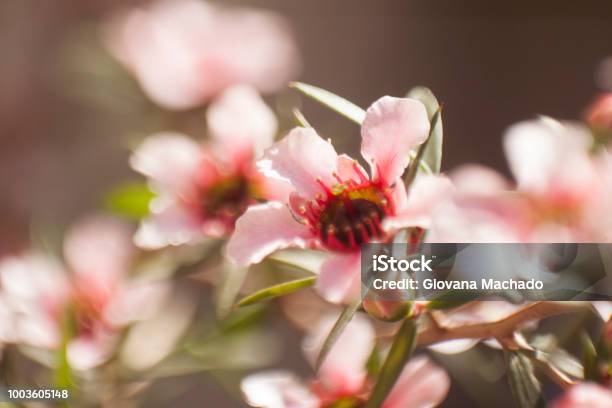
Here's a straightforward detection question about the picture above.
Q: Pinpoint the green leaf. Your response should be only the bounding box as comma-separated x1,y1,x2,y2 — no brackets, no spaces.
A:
236,277,316,307
426,290,484,310
216,304,267,336
407,86,444,173
55,310,75,405
292,107,312,128
291,82,366,125
404,108,442,188
105,182,155,220
292,82,433,176
506,352,546,408
365,344,382,378
365,318,417,408
315,299,362,371
582,332,600,381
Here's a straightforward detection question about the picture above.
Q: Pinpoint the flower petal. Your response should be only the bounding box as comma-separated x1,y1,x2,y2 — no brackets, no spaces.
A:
382,356,450,408
134,198,203,249
207,85,277,160
336,154,368,184
503,119,593,194
225,202,313,266
361,96,430,183
213,7,300,94
0,253,68,348
64,216,133,292
302,313,375,396
427,194,528,243
104,281,170,327
130,133,201,193
451,164,510,195
67,330,116,371
0,253,68,312
383,175,453,231
241,371,318,408
551,383,612,408
315,252,362,304
585,93,612,129
259,175,295,203
258,127,338,199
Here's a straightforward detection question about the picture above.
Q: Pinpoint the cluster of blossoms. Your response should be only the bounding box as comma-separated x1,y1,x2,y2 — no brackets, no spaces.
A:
429,118,612,243
242,314,450,408
1,0,611,406
0,217,168,370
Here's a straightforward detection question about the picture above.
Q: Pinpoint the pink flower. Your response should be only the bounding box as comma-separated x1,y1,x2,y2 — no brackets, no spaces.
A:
104,0,299,110
551,383,612,408
226,96,452,303
585,93,612,130
429,118,612,243
0,216,168,370
241,313,450,408
131,86,289,249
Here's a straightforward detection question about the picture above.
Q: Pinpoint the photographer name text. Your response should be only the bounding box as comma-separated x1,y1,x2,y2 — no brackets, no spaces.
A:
371,254,544,291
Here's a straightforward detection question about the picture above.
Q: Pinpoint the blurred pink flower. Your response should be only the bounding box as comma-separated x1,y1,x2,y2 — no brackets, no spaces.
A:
226,96,452,303
585,93,612,130
241,314,450,408
104,0,299,109
0,216,168,370
131,86,289,248
429,118,612,242
551,383,612,408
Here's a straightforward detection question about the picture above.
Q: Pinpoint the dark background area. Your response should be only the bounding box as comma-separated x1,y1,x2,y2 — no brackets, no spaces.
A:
3,0,612,250
1,1,611,406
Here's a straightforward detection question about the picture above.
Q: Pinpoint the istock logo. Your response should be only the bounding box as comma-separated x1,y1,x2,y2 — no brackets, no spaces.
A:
372,254,433,273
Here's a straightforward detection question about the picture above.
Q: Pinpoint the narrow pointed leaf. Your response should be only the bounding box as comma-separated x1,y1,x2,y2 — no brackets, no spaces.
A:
407,86,444,173
581,333,599,381
315,299,362,371
365,344,382,378
291,82,366,124
404,108,441,188
506,352,546,408
55,310,75,399
236,277,316,307
292,82,432,175
292,108,312,128
365,318,417,408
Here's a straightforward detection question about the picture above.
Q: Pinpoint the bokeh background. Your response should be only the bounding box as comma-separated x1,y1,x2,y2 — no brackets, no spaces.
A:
1,1,611,406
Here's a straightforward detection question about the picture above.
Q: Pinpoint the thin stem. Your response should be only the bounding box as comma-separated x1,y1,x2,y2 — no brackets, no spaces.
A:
381,301,590,347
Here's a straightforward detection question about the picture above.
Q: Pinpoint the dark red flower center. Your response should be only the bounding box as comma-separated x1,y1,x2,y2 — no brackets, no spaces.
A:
68,290,109,338
297,164,393,251
193,173,260,229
